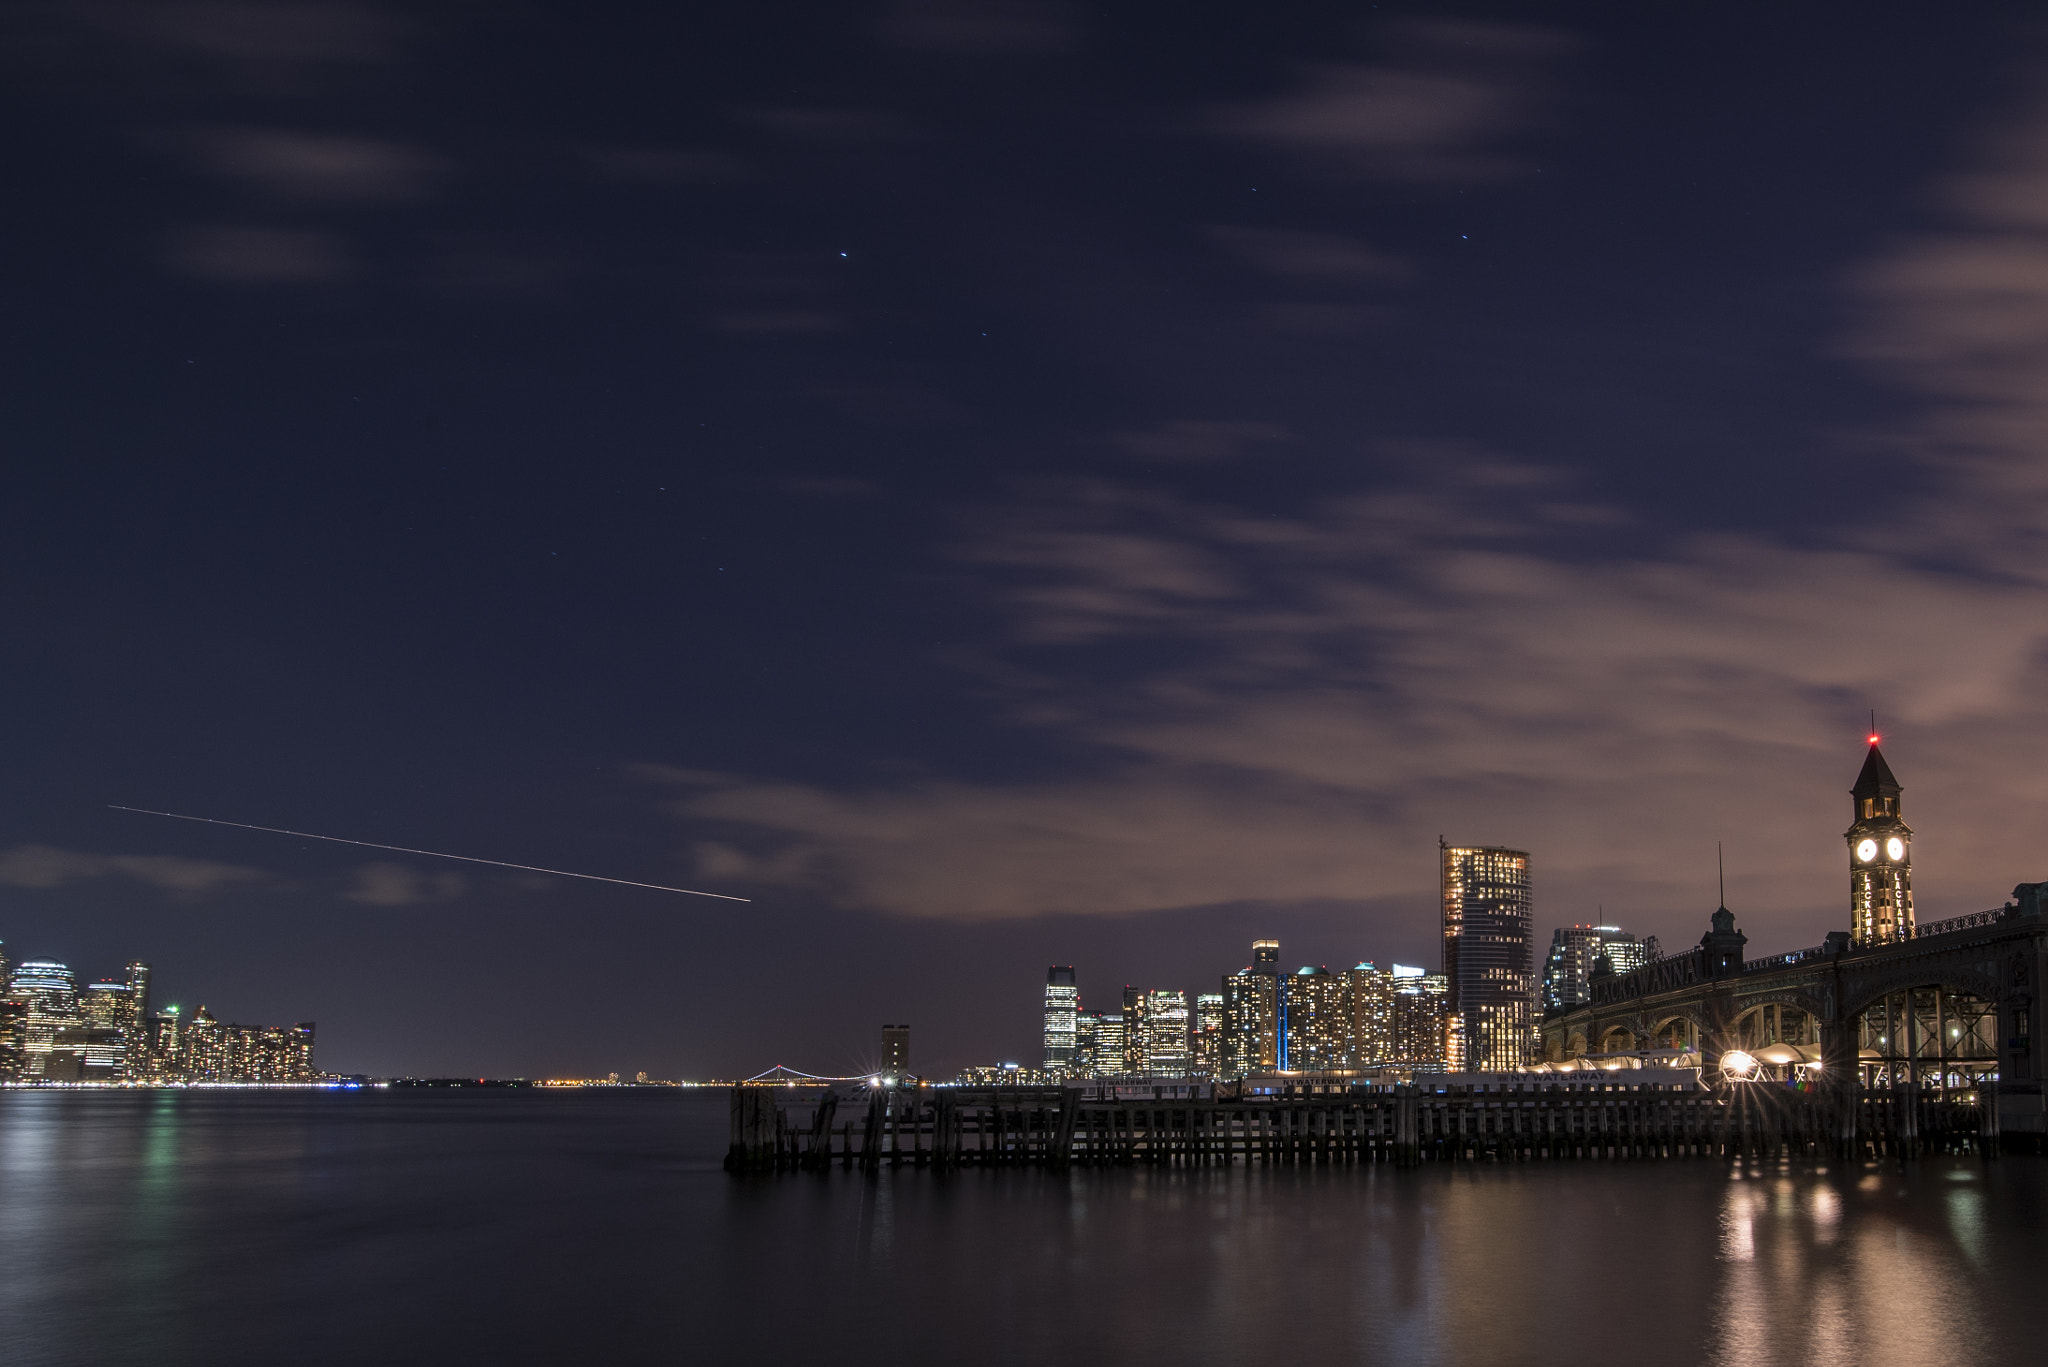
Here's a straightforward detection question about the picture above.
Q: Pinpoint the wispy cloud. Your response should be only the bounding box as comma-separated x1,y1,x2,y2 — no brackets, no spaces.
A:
180,127,442,200
658,71,2048,937
1212,20,1577,183
673,460,2048,924
343,861,465,905
84,0,405,67
1843,82,2048,553
1116,421,1290,464
1207,227,1412,284
168,225,355,281
0,844,265,894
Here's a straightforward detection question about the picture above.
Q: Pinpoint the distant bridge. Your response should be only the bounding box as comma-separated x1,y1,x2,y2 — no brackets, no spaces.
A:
738,1065,878,1085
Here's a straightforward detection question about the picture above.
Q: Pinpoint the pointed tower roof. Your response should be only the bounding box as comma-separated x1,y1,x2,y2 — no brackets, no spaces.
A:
1851,743,1901,799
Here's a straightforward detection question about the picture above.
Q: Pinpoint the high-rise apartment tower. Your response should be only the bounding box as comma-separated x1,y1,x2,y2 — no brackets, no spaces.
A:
1191,993,1225,1076
1043,967,1078,1075
1285,967,1350,1072
1220,940,1281,1079
1441,843,1535,1070
1541,925,1653,1012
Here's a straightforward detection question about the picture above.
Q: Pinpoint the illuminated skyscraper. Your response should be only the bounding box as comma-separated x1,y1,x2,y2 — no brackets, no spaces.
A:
182,1005,226,1081
123,961,153,1079
1143,989,1190,1076
1120,986,1149,1075
170,1007,317,1082
1089,1012,1126,1077
1220,940,1281,1078
1441,843,1535,1070
1541,925,1653,1012
0,998,22,1080
124,961,151,1026
1074,1010,1104,1076
233,1022,316,1081
1391,965,1450,1072
1344,962,1394,1066
1043,966,1078,1076
149,1005,183,1075
1285,968,1350,1072
79,982,135,1080
8,960,80,1079
1191,992,1225,1076
0,943,16,1081
1847,740,1914,945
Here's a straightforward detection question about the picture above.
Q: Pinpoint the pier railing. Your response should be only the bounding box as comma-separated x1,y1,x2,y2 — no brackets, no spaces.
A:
724,1079,1993,1173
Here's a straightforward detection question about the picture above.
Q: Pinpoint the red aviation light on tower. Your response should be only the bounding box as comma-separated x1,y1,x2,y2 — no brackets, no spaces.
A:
1868,733,1881,745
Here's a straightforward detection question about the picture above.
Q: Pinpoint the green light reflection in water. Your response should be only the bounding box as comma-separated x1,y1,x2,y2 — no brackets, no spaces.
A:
120,1091,188,1347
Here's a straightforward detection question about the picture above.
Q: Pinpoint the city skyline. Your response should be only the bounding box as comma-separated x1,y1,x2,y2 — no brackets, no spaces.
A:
7,7,2048,1082
0,940,317,1084
962,739,1956,1083
2,738,1996,1082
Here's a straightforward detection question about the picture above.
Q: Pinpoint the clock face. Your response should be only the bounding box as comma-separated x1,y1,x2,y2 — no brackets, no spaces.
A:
1856,838,1878,862
1887,836,1906,861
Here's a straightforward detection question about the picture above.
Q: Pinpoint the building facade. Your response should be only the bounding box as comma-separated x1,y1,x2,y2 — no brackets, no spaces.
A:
1391,966,1451,1071
0,998,22,1079
1143,989,1190,1076
1120,986,1149,1075
1542,925,1655,1012
1191,992,1224,1076
1043,966,1078,1076
1441,843,1535,1071
1220,940,1281,1079
1285,968,1350,1072
177,1008,317,1082
8,960,80,1079
1847,741,1915,945
78,982,135,1080
1344,962,1394,1066
1083,1011,1125,1078
882,1023,911,1074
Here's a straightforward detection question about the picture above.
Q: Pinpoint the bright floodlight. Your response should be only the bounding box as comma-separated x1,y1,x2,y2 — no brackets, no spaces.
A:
1720,1049,1759,1080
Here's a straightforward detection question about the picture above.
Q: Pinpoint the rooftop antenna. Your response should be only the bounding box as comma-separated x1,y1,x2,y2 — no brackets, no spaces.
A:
1717,841,1725,909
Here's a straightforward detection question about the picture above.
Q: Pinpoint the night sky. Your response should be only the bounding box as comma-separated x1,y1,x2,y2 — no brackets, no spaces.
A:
5,3,2046,1079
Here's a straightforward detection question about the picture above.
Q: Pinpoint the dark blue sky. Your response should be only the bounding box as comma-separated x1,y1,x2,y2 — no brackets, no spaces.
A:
5,2,2047,1078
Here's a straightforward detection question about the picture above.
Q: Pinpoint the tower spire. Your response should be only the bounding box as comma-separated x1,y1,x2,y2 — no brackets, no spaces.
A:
1846,736,1913,944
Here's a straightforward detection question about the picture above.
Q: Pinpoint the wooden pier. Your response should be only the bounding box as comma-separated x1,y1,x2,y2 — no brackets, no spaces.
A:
723,1078,1999,1173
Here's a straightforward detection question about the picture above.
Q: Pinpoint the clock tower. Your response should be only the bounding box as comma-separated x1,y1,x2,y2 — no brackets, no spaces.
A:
1846,737,1914,945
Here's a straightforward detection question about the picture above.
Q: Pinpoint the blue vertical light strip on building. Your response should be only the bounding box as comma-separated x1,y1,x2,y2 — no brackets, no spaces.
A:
1276,975,1289,1071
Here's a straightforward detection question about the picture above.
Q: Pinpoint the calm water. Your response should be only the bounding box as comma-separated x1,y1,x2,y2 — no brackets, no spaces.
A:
2,1090,2042,1367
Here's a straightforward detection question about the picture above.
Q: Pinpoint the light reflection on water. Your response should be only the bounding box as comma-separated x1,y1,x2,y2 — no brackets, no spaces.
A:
1,1092,2042,1367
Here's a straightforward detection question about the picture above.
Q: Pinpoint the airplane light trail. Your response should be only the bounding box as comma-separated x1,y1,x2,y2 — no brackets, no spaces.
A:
107,805,750,902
